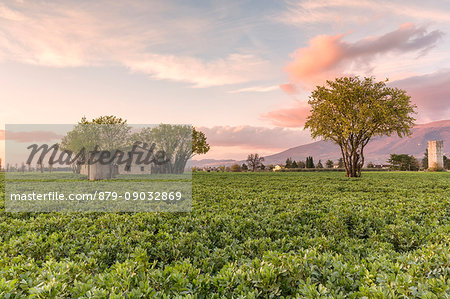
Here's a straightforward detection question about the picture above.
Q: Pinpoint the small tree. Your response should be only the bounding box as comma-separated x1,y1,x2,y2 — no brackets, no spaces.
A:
325,159,334,168
306,156,314,168
298,161,306,168
36,157,44,173
388,154,419,171
285,158,293,168
61,115,131,175
192,127,210,155
241,163,248,171
247,153,264,172
305,77,416,177
291,160,298,168
338,158,344,168
421,149,428,169
230,164,242,172
316,160,323,168
367,162,375,168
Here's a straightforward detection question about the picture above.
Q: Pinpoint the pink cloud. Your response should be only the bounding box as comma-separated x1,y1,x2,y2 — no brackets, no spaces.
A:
261,102,311,127
265,69,450,128
284,24,443,88
267,24,446,128
285,33,345,88
3,131,63,143
197,125,312,149
281,0,450,26
0,1,271,88
279,83,299,95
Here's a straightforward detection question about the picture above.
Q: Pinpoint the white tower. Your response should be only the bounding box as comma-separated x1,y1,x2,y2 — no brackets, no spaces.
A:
427,140,444,170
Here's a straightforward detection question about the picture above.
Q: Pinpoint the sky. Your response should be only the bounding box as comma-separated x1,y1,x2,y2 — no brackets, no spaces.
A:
1,0,450,162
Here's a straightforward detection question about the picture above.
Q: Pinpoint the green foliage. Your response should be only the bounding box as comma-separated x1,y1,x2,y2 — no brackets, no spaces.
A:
306,156,314,168
135,124,192,174
61,116,131,153
0,172,449,297
247,154,264,172
62,117,209,175
444,155,449,170
285,158,293,168
326,160,334,168
422,149,428,169
192,127,210,156
316,160,324,168
230,164,241,172
388,154,419,171
305,77,416,177
80,115,127,125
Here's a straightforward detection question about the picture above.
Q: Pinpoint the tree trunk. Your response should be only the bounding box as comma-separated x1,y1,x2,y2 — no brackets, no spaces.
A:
340,144,364,178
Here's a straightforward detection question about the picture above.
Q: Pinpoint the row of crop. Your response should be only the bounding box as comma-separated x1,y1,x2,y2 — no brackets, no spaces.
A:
1,243,448,298
0,172,449,297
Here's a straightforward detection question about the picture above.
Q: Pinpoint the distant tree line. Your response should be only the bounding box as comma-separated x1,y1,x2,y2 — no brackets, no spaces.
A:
283,157,345,169
193,148,450,173
367,150,449,171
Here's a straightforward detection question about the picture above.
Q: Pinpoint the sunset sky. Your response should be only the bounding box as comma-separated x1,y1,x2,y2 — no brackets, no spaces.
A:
1,0,450,161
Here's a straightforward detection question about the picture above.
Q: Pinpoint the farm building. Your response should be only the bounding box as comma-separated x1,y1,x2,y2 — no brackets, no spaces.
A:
80,147,153,180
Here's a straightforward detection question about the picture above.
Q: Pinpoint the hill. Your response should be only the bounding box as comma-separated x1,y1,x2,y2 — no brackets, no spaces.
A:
264,119,450,164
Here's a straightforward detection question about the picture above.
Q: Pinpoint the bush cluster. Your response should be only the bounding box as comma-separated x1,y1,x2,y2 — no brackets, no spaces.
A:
0,172,449,297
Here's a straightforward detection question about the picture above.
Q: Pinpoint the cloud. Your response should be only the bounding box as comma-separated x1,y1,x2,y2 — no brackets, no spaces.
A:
393,69,450,122
0,1,270,87
285,33,345,88
1,130,63,142
126,53,270,88
261,101,311,127
279,83,299,95
0,3,25,21
198,125,312,149
284,24,443,88
228,85,279,93
263,69,450,128
281,0,450,26
268,24,446,128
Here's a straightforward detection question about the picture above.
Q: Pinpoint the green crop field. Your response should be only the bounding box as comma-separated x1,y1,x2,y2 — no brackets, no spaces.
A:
0,172,449,298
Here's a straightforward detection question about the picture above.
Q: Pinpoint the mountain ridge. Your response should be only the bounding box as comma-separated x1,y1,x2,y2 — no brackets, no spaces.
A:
192,119,450,167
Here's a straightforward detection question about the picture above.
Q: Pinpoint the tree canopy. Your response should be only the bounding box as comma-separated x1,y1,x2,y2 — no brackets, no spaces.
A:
61,116,210,174
247,153,264,172
61,115,131,153
388,154,419,171
192,127,210,155
305,156,314,168
325,160,334,168
305,77,416,177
